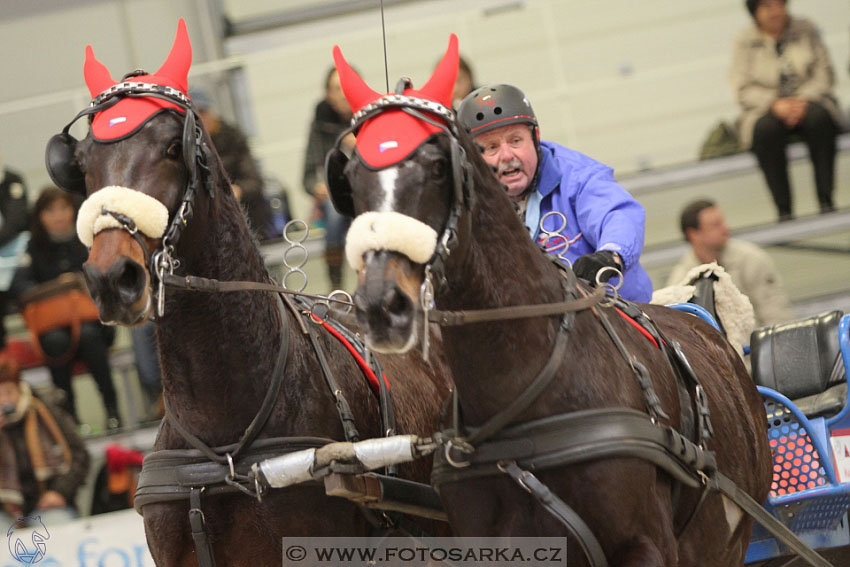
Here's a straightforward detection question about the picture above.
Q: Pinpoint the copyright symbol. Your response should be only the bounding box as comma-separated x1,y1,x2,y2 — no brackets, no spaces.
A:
286,545,307,561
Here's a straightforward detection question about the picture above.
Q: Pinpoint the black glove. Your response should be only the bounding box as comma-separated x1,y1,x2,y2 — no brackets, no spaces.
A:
573,250,621,283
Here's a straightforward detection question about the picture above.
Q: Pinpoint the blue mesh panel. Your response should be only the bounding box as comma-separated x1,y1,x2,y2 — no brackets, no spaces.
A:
775,495,850,531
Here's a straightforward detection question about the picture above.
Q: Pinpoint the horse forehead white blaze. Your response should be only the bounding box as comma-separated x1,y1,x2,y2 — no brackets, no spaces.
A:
377,168,399,213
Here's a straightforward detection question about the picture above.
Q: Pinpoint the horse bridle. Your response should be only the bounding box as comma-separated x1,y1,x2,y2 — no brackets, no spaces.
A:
325,79,475,298
46,76,214,317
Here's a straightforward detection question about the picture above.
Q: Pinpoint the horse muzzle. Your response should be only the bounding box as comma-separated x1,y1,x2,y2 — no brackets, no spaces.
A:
354,250,422,354
83,230,153,326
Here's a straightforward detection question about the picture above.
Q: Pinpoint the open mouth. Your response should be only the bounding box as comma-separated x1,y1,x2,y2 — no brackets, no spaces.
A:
500,167,522,181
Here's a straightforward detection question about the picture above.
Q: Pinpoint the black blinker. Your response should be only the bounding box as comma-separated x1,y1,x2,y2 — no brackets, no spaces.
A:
325,148,355,217
45,132,86,195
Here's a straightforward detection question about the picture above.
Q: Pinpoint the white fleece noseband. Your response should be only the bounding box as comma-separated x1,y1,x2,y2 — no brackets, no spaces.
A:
345,211,438,270
77,186,170,247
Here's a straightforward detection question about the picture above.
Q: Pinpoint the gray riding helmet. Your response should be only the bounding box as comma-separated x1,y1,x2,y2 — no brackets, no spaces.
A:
457,84,538,137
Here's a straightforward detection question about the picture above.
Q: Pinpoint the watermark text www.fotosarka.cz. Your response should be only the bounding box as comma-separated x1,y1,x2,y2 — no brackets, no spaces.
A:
281,537,567,566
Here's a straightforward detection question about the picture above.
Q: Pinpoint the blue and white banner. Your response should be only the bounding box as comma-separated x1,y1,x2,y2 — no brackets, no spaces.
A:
3,509,152,566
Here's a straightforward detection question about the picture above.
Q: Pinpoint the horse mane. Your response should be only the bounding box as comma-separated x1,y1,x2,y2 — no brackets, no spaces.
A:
178,118,270,284
154,113,284,446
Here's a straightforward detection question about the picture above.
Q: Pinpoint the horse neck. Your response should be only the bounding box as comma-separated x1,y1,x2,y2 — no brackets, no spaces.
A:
156,186,283,442
439,176,567,426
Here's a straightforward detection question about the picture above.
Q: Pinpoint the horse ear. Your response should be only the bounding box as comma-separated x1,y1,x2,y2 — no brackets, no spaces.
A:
84,45,116,98
155,18,192,93
333,45,381,114
418,34,458,107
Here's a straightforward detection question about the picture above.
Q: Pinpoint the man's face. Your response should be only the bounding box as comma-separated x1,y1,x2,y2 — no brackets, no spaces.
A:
474,124,538,198
692,207,730,251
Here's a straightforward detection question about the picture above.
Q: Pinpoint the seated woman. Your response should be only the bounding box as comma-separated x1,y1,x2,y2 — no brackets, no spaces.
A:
11,187,120,429
730,0,843,221
0,356,89,526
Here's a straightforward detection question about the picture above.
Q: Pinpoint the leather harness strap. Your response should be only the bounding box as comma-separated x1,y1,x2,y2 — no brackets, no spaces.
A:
305,318,361,443
432,408,834,567
433,409,714,489
427,286,605,326
160,271,607,329
466,315,572,447
189,488,216,567
709,474,833,567
135,437,333,511
137,290,414,567
500,461,608,567
161,293,290,465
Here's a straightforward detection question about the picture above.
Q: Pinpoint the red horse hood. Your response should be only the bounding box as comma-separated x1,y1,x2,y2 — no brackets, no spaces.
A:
333,34,458,169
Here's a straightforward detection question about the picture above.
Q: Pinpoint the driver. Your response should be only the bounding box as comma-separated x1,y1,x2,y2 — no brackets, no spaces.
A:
458,84,652,302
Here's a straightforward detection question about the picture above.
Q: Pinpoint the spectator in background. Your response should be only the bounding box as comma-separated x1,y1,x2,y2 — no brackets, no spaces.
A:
190,89,276,240
0,356,89,526
452,55,477,108
0,155,30,350
11,188,120,429
731,0,843,221
668,199,793,327
303,68,354,290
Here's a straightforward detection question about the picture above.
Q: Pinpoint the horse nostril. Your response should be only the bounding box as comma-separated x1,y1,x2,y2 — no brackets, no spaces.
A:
384,286,412,319
109,258,147,304
82,264,104,301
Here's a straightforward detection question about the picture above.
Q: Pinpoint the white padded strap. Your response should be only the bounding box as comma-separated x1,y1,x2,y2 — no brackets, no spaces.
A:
345,211,438,270
77,186,169,247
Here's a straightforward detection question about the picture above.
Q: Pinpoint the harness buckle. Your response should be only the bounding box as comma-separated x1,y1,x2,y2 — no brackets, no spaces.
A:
224,453,264,501
226,453,236,480
497,461,534,494
443,438,472,469
254,474,264,503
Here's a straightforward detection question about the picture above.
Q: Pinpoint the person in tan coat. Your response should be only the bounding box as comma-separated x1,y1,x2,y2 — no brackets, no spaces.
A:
730,0,843,221
668,199,793,328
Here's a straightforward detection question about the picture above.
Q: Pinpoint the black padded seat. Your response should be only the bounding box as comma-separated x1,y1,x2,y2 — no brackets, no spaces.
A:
750,310,846,419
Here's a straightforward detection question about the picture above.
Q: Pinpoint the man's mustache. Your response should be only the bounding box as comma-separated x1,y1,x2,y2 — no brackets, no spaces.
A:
496,159,523,175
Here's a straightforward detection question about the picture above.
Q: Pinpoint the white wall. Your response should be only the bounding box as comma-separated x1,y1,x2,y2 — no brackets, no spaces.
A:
224,0,850,220
0,0,222,200
0,0,848,221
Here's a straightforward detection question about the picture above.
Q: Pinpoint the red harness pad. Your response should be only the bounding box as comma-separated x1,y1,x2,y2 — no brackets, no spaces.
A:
312,314,390,398
615,307,664,349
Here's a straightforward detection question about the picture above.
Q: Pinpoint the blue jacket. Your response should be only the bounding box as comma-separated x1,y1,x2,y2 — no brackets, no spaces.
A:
523,141,652,302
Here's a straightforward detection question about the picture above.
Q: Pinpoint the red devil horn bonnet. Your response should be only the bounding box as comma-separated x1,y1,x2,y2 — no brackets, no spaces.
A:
333,46,381,115
86,18,193,141
333,34,459,169
84,46,116,98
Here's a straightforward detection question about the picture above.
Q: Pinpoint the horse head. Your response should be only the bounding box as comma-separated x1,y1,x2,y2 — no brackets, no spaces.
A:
331,34,492,353
46,19,225,326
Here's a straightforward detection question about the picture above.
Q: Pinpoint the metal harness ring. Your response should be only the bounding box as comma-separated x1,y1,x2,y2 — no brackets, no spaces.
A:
444,439,471,469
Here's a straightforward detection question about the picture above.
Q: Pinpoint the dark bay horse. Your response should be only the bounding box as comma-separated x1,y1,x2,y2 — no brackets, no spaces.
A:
50,21,450,566
330,36,772,566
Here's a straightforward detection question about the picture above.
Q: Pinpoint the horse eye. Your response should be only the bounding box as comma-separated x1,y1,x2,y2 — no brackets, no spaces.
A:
165,142,182,159
431,159,447,180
